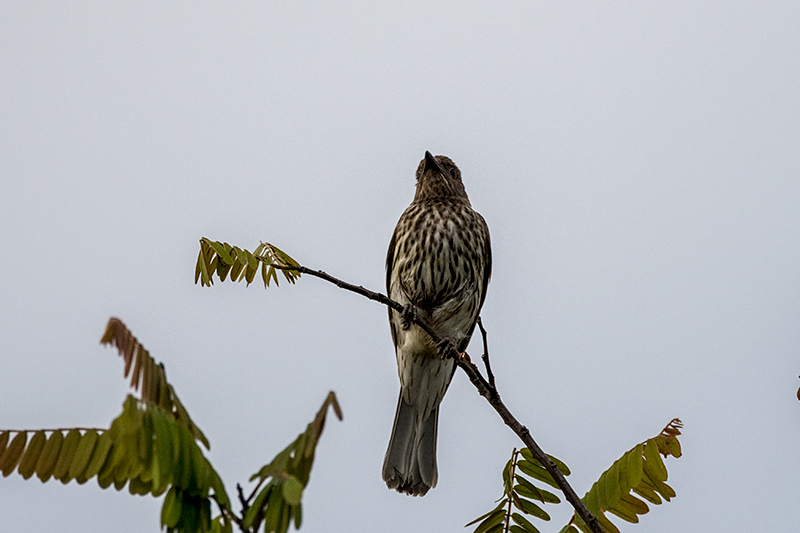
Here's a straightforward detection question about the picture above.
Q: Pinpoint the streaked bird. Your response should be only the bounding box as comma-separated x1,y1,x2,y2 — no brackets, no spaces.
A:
382,151,492,496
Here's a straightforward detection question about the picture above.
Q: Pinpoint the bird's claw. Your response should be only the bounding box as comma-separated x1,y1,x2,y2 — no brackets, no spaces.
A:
400,304,417,330
436,337,460,360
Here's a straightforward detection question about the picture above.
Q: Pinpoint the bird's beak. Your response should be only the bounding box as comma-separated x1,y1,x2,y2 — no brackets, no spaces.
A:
423,151,444,175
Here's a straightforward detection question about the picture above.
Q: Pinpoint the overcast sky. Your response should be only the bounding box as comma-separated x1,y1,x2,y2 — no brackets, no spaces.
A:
2,2,799,532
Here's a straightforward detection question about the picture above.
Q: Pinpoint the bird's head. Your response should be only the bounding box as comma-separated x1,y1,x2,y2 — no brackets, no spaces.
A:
414,151,470,203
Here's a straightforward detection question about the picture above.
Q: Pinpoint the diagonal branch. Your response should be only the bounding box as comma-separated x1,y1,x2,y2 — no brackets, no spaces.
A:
266,262,605,533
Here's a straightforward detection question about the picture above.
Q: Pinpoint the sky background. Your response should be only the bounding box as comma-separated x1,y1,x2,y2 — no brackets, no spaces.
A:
2,2,799,532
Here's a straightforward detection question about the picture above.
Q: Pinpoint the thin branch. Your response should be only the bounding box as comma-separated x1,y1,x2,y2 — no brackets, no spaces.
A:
212,493,245,532
236,483,248,515
265,261,605,533
477,317,495,389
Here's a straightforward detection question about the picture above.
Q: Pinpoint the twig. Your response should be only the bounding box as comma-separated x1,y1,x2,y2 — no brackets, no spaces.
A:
236,483,248,514
476,317,495,389
265,261,605,533
213,493,245,532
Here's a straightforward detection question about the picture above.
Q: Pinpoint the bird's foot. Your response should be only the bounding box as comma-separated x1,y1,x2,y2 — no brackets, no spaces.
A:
436,337,460,360
400,304,418,330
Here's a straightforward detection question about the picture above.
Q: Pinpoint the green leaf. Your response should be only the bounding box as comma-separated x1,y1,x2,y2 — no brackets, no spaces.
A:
596,512,620,533
161,487,182,528
513,494,550,521
511,512,542,533
519,449,570,476
128,475,152,495
584,484,600,517
665,436,682,458
292,503,302,529
626,444,643,487
282,475,304,506
37,430,64,482
0,431,27,476
68,429,98,481
641,463,674,501
502,455,514,494
150,409,174,490
196,248,211,286
516,459,559,490
617,452,630,495
206,239,233,264
631,484,662,505
618,493,649,515
465,500,506,528
643,439,668,482
262,484,284,533
81,431,112,482
514,475,558,504
244,484,272,529
472,509,506,533
261,261,270,288
607,503,639,524
18,430,46,479
600,459,621,509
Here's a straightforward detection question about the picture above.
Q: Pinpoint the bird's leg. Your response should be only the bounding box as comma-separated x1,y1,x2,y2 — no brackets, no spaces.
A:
400,304,418,330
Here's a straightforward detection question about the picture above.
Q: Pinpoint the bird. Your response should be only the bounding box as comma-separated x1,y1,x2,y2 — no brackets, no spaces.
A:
382,151,492,496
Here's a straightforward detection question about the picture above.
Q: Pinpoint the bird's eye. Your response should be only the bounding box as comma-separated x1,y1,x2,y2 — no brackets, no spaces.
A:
448,168,457,178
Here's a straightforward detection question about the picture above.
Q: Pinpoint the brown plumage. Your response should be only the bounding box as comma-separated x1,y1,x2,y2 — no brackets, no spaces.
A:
382,151,492,496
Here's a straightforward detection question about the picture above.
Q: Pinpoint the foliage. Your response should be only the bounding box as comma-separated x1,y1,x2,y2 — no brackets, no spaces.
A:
242,392,342,533
195,238,301,288
0,318,341,533
468,419,682,533
101,317,209,449
559,419,684,533
467,448,567,533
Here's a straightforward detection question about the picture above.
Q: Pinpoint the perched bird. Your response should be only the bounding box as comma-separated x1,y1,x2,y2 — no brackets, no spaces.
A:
382,151,492,496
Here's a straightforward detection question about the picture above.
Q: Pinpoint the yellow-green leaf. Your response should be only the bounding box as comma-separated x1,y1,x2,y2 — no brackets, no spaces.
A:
292,503,302,530
244,484,272,529
36,430,63,482
643,439,667,481
54,429,82,482
161,487,182,528
513,494,550,521
618,493,649,515
81,431,112,482
607,503,639,524
465,501,506,528
596,511,620,533
472,509,505,533
150,410,174,489
601,460,621,509
1,432,27,476
18,430,46,479
626,445,643,487
207,240,233,264
632,484,662,505
511,512,542,533
69,429,98,481
262,484,284,533
665,437,682,458
516,460,559,490
282,475,304,506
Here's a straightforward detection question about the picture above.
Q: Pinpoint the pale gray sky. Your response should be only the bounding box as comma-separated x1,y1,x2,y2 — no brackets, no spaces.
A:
2,2,799,532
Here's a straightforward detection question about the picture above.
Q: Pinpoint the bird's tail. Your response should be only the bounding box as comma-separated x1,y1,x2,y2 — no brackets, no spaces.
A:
382,391,439,496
